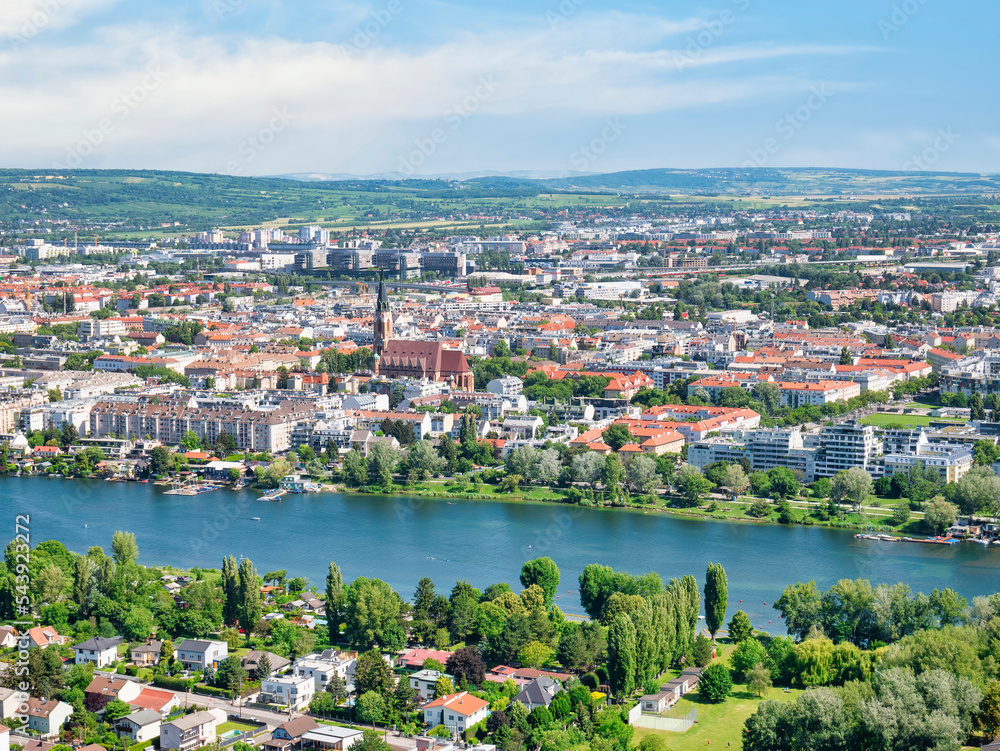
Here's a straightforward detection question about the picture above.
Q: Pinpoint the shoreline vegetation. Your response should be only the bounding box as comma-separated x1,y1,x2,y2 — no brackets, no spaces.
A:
5,472,945,537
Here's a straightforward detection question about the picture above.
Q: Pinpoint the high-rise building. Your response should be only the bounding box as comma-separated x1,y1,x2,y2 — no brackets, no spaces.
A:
373,268,393,357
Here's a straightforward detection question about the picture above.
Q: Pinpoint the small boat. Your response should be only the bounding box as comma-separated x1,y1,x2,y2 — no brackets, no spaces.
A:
251,517,260,521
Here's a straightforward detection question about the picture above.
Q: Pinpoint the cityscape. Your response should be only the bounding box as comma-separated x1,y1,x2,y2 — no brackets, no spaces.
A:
2,0,1000,750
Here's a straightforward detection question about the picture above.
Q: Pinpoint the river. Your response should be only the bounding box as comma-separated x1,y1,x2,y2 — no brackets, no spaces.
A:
5,477,999,632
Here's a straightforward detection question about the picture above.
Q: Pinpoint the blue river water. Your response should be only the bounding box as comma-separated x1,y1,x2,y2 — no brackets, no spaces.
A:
4,476,999,632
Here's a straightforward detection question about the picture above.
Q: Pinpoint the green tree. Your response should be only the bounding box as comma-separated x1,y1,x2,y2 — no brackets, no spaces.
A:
111,530,138,566
180,431,202,450
366,442,399,488
344,577,404,650
704,562,728,639
520,558,560,608
699,663,733,703
924,496,959,534
238,558,261,639
728,610,753,643
326,562,343,642
747,664,772,698
354,649,395,697
830,468,873,512
675,464,713,507
602,424,635,452
356,690,388,723
222,555,239,626
731,638,767,681
607,613,637,697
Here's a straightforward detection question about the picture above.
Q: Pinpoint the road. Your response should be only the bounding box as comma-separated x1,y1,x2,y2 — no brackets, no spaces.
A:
166,689,418,751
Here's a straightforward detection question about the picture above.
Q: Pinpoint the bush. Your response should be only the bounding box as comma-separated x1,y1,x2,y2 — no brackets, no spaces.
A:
152,675,191,691
699,663,733,703
747,500,771,518
580,673,598,689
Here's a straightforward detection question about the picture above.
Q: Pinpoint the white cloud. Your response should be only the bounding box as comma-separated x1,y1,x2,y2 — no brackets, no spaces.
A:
1,0,121,37
0,9,873,173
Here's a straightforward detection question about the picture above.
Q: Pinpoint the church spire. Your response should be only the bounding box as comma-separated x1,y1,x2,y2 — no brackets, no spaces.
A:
373,267,393,357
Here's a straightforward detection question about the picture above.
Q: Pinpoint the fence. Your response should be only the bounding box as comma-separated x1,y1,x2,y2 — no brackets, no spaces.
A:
632,707,697,733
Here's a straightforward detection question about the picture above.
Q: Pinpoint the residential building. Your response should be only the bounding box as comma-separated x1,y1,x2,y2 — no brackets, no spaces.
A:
260,674,315,710
74,636,123,668
410,670,451,702
115,710,162,743
84,675,142,713
159,709,227,751
24,699,72,738
298,726,364,751
421,692,490,733
513,677,562,712
175,639,228,671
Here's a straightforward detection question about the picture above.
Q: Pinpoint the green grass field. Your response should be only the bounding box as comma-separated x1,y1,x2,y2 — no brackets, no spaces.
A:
217,721,257,734
861,414,965,427
632,643,803,751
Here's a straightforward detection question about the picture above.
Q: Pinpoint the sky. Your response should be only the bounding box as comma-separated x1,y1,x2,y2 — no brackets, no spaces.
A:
2,0,998,177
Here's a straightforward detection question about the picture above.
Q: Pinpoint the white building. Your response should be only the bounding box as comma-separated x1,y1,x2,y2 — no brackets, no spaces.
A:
260,674,315,710
74,636,123,668
160,708,226,751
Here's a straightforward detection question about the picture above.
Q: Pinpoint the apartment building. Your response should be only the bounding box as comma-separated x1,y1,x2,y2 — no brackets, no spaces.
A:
89,398,313,453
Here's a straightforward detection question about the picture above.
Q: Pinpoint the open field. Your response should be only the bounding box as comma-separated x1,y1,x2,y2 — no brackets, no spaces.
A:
861,413,966,427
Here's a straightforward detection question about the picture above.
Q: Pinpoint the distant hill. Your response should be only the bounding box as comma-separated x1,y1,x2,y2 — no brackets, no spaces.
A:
0,166,996,234
280,166,1000,196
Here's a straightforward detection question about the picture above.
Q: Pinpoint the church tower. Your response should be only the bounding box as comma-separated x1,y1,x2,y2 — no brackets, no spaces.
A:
373,267,393,358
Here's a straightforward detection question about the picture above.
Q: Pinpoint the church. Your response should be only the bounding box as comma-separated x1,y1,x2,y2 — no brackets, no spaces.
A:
372,271,476,391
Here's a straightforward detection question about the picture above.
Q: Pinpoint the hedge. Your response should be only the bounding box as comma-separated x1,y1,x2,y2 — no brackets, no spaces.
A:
193,685,231,698
153,675,192,691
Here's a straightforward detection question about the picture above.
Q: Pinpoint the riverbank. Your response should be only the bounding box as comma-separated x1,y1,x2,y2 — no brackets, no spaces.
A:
339,479,926,536
4,475,999,628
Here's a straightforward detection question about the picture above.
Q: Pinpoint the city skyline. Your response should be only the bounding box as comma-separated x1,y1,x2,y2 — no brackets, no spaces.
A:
2,0,998,176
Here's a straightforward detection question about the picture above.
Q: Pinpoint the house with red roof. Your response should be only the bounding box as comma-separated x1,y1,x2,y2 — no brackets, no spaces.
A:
421,692,489,733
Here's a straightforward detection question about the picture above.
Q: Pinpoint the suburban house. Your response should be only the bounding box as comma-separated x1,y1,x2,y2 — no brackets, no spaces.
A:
159,708,227,751
24,699,72,738
115,709,162,743
410,670,451,701
0,723,8,751
25,626,67,649
242,650,291,679
0,627,18,649
398,648,453,671
130,688,177,717
513,677,563,712
84,675,142,713
298,725,363,751
74,636,123,668
640,667,702,714
260,674,314,710
176,639,228,671
291,650,358,690
130,640,173,666
0,688,23,718
421,692,490,733
263,716,318,751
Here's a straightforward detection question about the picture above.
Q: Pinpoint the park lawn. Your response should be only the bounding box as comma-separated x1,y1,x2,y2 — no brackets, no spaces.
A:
217,721,257,733
633,684,803,751
861,414,965,427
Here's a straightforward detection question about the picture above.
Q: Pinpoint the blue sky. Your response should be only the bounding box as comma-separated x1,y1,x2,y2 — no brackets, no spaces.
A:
3,0,997,177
